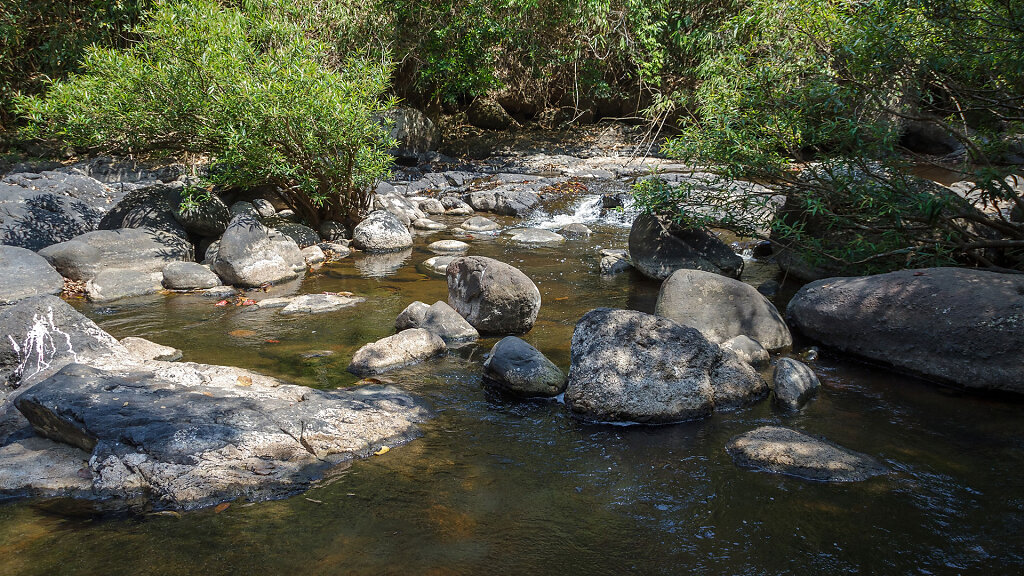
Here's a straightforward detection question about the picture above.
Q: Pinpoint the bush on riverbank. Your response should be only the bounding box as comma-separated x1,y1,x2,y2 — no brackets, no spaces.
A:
16,0,395,228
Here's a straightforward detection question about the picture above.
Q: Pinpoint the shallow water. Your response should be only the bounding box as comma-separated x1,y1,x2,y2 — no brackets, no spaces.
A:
2,195,1023,575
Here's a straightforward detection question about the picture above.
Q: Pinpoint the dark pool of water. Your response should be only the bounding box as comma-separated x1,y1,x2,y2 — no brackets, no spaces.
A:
1,198,1023,575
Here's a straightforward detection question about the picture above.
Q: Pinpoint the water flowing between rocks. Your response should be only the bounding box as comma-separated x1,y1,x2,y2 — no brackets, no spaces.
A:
1,193,1022,575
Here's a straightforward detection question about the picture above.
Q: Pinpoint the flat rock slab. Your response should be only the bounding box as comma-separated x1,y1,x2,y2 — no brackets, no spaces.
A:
507,228,566,244
428,240,470,254
348,329,447,375
0,245,64,305
279,294,365,315
11,363,430,510
121,337,183,362
726,426,888,482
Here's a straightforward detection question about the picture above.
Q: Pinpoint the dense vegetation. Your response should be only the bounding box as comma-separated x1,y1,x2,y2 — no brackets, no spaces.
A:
4,0,1023,269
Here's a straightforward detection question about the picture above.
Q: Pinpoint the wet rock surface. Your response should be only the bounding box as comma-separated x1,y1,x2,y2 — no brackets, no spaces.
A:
786,267,1024,393
773,358,820,410
726,426,888,482
482,337,565,398
11,363,428,510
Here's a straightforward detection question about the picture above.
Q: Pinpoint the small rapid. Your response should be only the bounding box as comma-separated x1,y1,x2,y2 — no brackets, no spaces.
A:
526,193,639,230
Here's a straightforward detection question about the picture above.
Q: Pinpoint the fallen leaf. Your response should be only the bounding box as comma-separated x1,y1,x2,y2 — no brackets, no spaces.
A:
148,511,181,519
238,298,257,306
305,498,323,504
214,503,230,514
237,375,253,387
374,446,390,456
201,391,213,397
229,329,257,338
215,300,229,307
264,339,280,343
554,296,569,301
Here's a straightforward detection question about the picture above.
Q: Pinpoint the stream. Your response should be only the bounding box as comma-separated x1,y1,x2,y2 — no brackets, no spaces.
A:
1,193,1023,575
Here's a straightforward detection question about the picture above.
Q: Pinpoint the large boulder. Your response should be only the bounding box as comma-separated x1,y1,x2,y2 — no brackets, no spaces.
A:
98,185,188,239
786,267,1024,393
654,269,792,351
446,256,541,335
482,337,565,398
162,261,221,290
0,171,123,251
273,222,320,248
85,269,163,303
467,98,515,130
493,188,540,216
374,193,425,226
395,301,479,343
351,210,414,253
382,106,441,160
564,308,766,424
726,426,888,482
10,362,429,510
628,213,743,280
347,329,447,375
0,246,64,305
38,227,194,282
173,192,230,237
210,215,305,288
0,296,126,391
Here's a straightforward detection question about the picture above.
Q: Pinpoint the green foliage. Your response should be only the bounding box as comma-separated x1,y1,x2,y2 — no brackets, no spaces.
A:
0,1,150,132
17,0,396,227
649,0,1024,273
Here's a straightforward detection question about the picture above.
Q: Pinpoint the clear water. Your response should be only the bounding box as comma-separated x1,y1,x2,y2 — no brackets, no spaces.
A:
1,197,1022,575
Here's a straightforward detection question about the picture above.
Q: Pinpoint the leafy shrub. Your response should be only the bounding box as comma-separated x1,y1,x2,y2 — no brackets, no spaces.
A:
17,0,396,228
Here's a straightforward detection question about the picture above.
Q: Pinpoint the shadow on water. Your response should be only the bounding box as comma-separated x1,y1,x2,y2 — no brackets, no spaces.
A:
2,198,1023,575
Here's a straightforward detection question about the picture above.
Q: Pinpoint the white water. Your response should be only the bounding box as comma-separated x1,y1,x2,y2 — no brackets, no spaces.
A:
527,194,639,230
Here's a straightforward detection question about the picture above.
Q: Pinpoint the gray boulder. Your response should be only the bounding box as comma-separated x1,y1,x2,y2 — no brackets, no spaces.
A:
442,197,474,215
383,106,440,160
466,191,498,212
560,223,592,238
173,191,230,237
654,269,792,351
351,210,414,253
419,199,446,215
786,267,1024,393
12,362,429,510
773,358,820,410
467,98,515,130
447,256,541,335
319,221,349,242
395,300,479,343
600,249,632,275
0,171,120,251
564,308,765,424
412,218,446,231
274,222,320,248
211,215,305,287
251,198,277,219
86,269,163,302
0,296,125,390
507,228,565,244
38,227,194,282
229,201,260,218
461,216,500,232
422,255,457,275
428,240,469,254
0,246,64,305
301,245,326,266
726,426,887,482
98,185,188,239
162,261,221,290
721,335,770,369
348,329,447,375
628,213,743,280
494,188,540,217
374,193,424,226
482,336,565,398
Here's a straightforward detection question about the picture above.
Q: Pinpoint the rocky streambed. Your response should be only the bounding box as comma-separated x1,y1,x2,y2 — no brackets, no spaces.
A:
0,143,1023,574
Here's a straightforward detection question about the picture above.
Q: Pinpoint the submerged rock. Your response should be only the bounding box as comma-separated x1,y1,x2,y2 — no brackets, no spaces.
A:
0,246,64,305
655,269,792,351
395,301,479,343
428,240,470,254
422,255,457,275
726,426,887,482
447,256,541,335
786,267,1024,393
461,216,500,232
560,223,592,238
772,358,820,410
279,293,364,315
721,335,770,369
9,362,429,510
564,308,765,424
628,213,743,280
507,228,565,244
348,329,447,375
483,337,565,398
599,249,632,275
